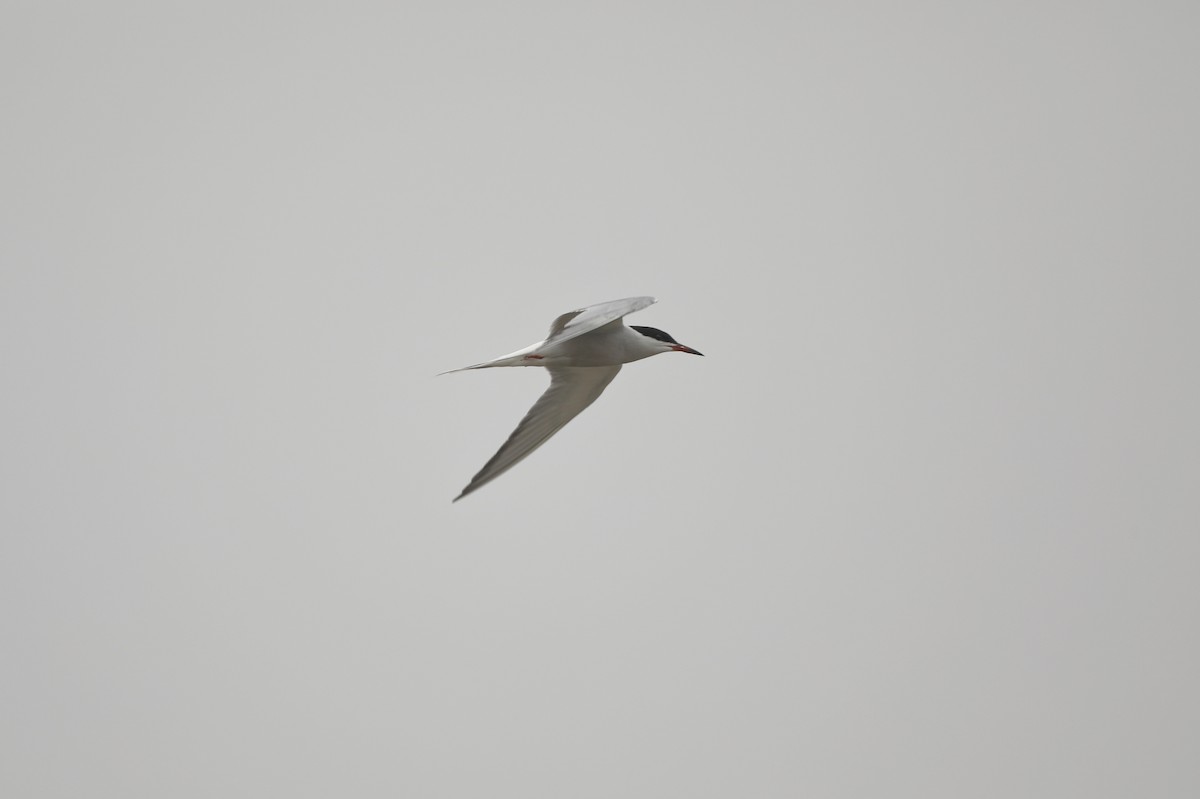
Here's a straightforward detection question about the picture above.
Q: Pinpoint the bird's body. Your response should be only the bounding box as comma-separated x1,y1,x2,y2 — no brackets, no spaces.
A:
444,296,702,501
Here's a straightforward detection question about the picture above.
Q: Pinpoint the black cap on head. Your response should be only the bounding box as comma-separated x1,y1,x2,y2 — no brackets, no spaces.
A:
630,325,678,344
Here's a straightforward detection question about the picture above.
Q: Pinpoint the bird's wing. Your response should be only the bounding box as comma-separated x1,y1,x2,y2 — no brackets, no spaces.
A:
453,365,622,501
547,309,586,336
543,296,656,348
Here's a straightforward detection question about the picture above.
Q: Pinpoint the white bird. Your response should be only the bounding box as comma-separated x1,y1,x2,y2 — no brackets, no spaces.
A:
444,296,703,501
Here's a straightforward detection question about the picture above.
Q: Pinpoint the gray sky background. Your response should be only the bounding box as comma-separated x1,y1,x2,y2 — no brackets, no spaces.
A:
3,2,1197,797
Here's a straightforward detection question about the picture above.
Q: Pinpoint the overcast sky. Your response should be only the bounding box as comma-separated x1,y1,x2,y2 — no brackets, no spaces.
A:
3,2,1198,797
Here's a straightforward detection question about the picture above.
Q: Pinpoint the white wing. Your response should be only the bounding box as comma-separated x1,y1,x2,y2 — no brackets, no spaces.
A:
543,296,656,348
453,365,622,501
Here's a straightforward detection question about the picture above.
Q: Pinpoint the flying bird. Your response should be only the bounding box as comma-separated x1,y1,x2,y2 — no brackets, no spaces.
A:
444,296,703,501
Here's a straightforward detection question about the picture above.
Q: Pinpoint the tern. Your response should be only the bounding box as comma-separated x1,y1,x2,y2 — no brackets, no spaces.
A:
444,296,703,501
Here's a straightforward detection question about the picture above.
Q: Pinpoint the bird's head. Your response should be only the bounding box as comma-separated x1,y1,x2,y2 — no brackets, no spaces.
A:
630,325,704,356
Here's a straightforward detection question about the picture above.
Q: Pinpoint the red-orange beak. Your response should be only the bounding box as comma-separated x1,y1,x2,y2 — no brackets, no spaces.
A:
672,344,704,356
